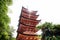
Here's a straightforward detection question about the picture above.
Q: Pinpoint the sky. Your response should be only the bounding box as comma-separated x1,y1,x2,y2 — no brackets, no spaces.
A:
8,0,60,38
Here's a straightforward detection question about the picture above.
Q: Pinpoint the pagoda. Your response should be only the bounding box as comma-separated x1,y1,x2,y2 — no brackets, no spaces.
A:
16,7,41,40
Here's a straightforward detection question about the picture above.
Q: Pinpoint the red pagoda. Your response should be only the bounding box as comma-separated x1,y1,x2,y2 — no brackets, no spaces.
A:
16,7,41,40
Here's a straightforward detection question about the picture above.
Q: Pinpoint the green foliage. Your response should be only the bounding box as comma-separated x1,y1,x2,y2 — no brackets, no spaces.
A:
37,22,53,29
0,0,13,40
37,22,60,40
11,37,16,40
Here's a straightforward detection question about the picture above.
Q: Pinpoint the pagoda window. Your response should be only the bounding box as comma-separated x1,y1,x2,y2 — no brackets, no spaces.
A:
30,37,32,40
26,37,28,40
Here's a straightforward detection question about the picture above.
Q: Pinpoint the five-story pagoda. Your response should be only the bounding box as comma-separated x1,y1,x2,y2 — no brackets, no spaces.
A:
16,7,41,40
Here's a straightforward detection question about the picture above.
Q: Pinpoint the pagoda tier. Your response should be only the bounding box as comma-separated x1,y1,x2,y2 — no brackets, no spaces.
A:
20,17,41,26
21,11,39,20
17,33,39,40
22,7,37,15
17,23,38,33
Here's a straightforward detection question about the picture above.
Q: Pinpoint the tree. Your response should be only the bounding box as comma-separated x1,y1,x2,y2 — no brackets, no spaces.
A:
37,22,60,40
0,0,13,40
